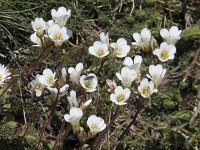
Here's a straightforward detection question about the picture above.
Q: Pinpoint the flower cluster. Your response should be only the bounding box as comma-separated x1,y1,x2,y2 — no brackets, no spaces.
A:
30,68,69,99
64,107,106,136
64,63,105,136
87,26,181,106
132,27,181,62
0,2,189,148
29,7,182,144
30,62,105,137
89,32,130,59
30,7,72,47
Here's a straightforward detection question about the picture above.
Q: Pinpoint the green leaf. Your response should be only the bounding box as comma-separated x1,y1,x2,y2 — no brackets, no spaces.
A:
171,111,191,121
5,121,17,129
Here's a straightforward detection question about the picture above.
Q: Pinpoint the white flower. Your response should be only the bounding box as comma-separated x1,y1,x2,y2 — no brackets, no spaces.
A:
106,79,117,92
124,55,142,73
59,84,69,95
51,7,71,27
30,32,42,47
68,63,83,84
89,41,109,58
64,107,83,125
31,18,46,36
111,38,130,58
48,24,70,47
132,28,156,52
46,20,55,29
87,115,106,134
153,42,176,62
39,69,56,87
116,67,137,88
80,99,93,110
80,73,98,92
67,90,79,108
0,64,11,86
64,107,83,132
82,99,92,109
138,78,155,98
47,84,69,99
146,64,166,90
160,26,182,45
100,32,109,46
110,86,131,105
31,74,45,97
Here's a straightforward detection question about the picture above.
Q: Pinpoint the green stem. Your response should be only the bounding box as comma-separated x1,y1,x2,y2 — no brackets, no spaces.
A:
113,98,145,148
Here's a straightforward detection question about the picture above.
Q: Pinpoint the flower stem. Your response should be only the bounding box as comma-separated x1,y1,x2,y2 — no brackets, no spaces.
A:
113,98,145,148
34,89,60,149
97,58,107,75
51,120,65,150
90,106,120,149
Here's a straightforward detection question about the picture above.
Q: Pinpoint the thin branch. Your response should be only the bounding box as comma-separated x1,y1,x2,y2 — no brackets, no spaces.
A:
18,79,27,124
52,120,65,150
34,89,60,150
97,58,107,75
34,120,48,150
166,0,173,25
57,125,72,148
112,98,145,149
129,0,135,16
38,101,48,120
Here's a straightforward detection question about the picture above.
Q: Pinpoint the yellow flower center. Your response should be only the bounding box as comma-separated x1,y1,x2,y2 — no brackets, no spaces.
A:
54,34,63,40
36,38,41,45
35,84,42,91
160,50,169,60
85,81,93,89
35,24,43,31
47,77,54,85
115,48,122,55
143,46,151,52
91,124,98,130
142,87,150,96
117,95,124,102
97,49,105,56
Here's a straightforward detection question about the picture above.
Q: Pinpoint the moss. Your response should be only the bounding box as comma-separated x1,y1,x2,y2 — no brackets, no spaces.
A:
171,110,191,121
163,100,177,110
98,12,110,28
181,26,200,40
176,26,200,55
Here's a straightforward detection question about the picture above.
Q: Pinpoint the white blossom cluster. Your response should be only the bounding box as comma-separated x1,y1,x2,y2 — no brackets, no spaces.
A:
0,6,183,141
0,5,188,144
30,6,107,135
87,26,181,106
89,32,130,58
30,7,72,47
31,23,181,137
30,62,105,135
30,68,69,99
132,27,181,62
29,17,182,139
